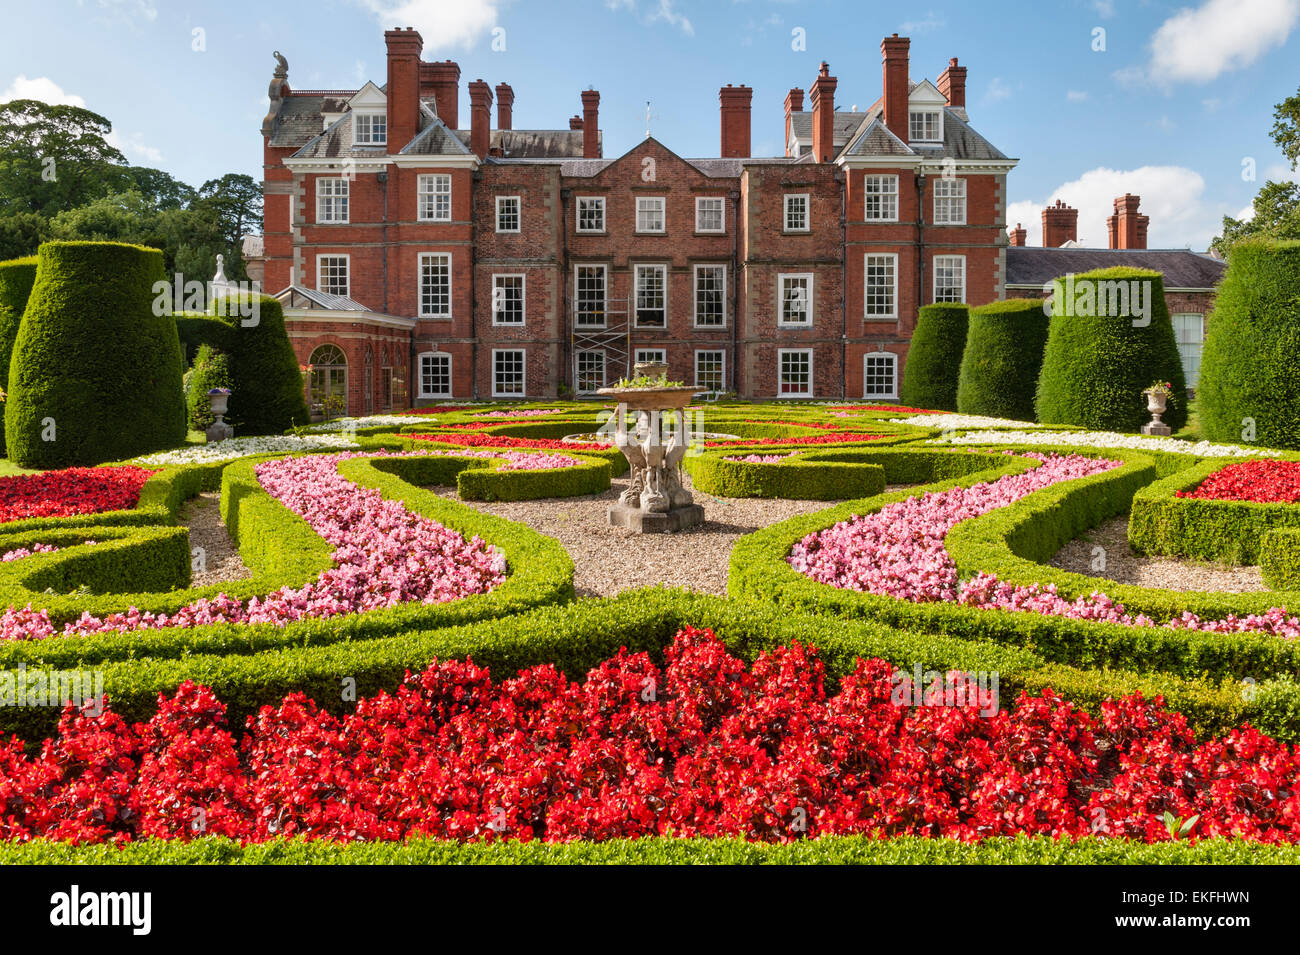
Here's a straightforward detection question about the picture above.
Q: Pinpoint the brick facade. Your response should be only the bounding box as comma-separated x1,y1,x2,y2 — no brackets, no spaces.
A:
258,29,1018,414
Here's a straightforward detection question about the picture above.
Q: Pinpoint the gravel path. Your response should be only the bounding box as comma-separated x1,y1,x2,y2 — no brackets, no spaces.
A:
178,491,253,587
431,475,839,597
1049,514,1266,593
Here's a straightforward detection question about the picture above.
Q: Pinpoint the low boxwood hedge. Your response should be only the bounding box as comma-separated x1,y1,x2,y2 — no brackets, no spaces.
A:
684,449,886,499
1262,527,1300,590
1128,458,1300,564
369,449,611,501
4,834,1298,864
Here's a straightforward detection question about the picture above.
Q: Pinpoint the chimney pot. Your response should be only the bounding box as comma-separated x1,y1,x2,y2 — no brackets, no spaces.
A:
719,84,752,158
881,34,911,142
468,78,492,158
581,88,600,158
938,56,967,110
1041,200,1079,247
384,28,424,154
494,82,514,130
1110,194,1147,249
569,114,584,130
810,63,838,163
1009,223,1027,246
419,60,460,129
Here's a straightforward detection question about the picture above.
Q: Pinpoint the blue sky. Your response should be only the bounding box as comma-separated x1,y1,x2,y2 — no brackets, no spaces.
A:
3,0,1299,249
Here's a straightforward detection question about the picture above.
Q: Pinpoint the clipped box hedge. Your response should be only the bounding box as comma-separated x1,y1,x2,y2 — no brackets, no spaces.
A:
1262,527,1300,590
685,449,886,499
1128,457,1300,565
370,448,611,501
899,303,968,411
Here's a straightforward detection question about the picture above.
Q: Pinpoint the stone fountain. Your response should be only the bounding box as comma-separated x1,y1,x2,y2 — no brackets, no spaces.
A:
598,363,705,533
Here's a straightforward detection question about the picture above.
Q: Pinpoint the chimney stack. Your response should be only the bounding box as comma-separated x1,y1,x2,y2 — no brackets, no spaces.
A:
468,79,492,159
1041,199,1079,247
1107,194,1148,249
938,57,967,109
1009,223,1027,246
495,82,514,131
384,28,423,154
581,88,600,158
419,60,460,129
881,34,911,142
569,114,584,130
783,88,804,156
719,84,752,158
810,62,837,163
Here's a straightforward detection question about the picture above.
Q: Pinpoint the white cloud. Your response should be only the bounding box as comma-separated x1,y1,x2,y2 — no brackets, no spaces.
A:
1137,0,1299,85
1007,166,1228,249
607,0,694,34
351,0,503,49
1066,89,1089,102
983,77,1012,103
900,11,946,33
1,75,87,107
108,130,163,164
1092,0,1116,17
78,0,157,22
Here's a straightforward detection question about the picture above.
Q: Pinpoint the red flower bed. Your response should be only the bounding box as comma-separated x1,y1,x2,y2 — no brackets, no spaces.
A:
409,433,610,453
742,419,846,430
429,420,552,430
1177,460,1300,504
705,432,889,447
397,406,469,416
830,405,935,414
4,627,1297,845
0,466,156,524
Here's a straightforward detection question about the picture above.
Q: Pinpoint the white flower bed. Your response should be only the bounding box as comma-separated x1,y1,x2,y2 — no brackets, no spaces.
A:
927,429,1282,458
890,414,1044,430
305,415,417,432
132,434,360,466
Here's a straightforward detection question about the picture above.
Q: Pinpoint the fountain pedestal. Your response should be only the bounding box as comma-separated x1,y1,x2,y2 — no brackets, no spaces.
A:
599,382,703,534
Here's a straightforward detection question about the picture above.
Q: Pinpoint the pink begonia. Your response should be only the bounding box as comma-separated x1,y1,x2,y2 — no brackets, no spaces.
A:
474,408,564,418
0,453,505,642
416,449,587,470
790,453,1300,638
722,453,799,464
1,543,61,562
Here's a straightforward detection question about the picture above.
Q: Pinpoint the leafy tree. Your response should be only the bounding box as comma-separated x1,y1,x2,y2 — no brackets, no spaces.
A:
0,99,127,217
124,166,198,210
1212,87,1300,255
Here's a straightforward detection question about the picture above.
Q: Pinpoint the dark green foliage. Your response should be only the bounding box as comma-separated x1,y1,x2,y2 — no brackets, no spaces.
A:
899,304,968,411
1261,527,1300,590
186,344,233,430
1035,268,1188,432
0,255,38,453
686,449,886,499
207,293,309,435
1198,240,1300,449
4,241,186,467
368,451,612,501
956,298,1049,421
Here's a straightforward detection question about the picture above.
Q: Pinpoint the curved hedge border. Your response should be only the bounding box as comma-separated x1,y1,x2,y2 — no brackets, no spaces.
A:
685,449,886,499
0,454,574,675
1128,457,1300,565
365,450,611,501
4,834,1299,864
727,447,1300,692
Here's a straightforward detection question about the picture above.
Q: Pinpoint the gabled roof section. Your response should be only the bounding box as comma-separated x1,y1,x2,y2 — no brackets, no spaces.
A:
347,81,386,110
268,92,357,148
401,114,475,156
840,114,912,158
907,108,1010,162
1005,247,1226,289
908,79,948,106
290,112,388,160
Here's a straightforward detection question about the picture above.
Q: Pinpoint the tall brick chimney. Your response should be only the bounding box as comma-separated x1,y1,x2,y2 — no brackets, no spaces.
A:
881,34,911,142
384,28,423,154
581,88,600,158
937,57,966,109
495,82,514,131
468,79,492,158
719,84,752,158
1041,200,1078,247
1107,194,1149,249
810,62,837,163
1009,223,1027,246
783,88,804,155
419,60,460,129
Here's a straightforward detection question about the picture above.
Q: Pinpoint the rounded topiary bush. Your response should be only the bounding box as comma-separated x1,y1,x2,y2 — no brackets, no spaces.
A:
899,304,968,411
208,292,309,435
0,255,39,454
956,298,1049,422
1034,267,1187,432
1197,240,1300,449
186,344,234,430
5,241,187,467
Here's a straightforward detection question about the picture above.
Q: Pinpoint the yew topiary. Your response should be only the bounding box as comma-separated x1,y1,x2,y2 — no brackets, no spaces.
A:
956,299,1049,422
899,304,968,411
0,255,39,454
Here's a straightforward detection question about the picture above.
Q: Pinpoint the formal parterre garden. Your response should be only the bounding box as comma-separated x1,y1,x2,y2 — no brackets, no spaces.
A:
4,240,1300,863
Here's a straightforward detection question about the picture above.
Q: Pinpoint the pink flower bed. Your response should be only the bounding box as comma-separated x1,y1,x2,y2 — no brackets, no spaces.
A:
473,409,564,418
0,453,505,642
723,453,799,464
790,453,1300,638
1,543,61,562
416,449,586,471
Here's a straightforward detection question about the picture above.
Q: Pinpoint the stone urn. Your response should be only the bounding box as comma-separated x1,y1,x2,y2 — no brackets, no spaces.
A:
205,388,234,443
598,368,704,533
1141,389,1171,436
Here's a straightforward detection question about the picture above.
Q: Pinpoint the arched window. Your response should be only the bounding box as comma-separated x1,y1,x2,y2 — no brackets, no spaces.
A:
308,343,348,415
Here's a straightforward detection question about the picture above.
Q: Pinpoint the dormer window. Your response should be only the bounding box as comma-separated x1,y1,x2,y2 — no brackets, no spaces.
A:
909,109,942,143
354,112,387,145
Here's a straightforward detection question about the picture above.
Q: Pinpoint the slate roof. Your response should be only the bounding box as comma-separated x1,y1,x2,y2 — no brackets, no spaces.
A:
290,112,389,161
401,116,475,156
274,285,369,311
268,93,356,148
788,110,876,144
1005,247,1226,290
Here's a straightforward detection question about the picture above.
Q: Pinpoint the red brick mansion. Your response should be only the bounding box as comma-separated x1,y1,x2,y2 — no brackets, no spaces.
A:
255,28,1022,411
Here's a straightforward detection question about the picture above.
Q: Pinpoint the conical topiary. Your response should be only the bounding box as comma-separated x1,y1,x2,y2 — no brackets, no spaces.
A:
207,292,309,434
1034,267,1187,432
899,304,968,411
0,255,39,455
956,298,1049,422
5,241,186,467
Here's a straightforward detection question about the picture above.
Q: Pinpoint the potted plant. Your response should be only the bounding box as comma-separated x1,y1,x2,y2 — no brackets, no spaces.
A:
1142,380,1174,414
